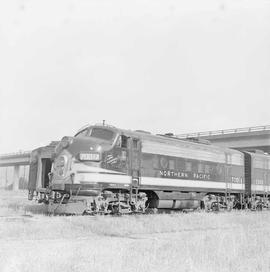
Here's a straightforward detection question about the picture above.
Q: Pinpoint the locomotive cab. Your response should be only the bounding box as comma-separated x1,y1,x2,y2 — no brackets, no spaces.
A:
50,125,137,193
44,124,148,214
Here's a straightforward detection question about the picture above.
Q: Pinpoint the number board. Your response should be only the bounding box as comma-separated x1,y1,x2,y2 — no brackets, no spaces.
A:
79,153,100,161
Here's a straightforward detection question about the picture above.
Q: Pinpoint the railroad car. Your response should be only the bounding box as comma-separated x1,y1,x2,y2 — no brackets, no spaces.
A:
28,142,58,200
28,123,250,214
243,150,270,199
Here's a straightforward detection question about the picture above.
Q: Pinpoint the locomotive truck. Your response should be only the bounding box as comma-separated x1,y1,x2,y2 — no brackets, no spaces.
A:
28,123,270,214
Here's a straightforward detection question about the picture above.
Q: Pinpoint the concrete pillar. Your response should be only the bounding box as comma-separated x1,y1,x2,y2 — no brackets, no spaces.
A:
13,165,20,190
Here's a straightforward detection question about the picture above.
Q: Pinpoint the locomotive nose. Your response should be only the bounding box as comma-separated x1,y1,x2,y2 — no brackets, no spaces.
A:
78,145,102,162
66,137,104,161
55,136,103,157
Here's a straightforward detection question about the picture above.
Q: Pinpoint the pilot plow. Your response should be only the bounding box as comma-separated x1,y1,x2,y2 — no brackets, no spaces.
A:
41,189,148,216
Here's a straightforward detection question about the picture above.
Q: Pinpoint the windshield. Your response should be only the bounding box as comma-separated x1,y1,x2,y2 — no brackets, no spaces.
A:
75,128,88,137
88,127,115,141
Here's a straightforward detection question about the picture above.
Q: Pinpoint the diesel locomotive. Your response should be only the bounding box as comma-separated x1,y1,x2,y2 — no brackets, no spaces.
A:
28,123,270,214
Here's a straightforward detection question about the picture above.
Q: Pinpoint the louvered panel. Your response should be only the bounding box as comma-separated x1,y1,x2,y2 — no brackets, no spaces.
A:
142,141,226,164
231,153,244,166
254,157,265,169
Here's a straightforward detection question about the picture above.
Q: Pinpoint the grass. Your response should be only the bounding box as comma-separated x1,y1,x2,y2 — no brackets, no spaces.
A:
1,190,270,272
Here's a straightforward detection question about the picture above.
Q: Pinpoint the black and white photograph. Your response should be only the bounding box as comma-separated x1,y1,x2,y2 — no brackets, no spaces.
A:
0,0,270,271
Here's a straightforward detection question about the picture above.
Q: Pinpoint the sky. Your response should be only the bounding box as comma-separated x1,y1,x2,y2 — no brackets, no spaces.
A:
0,0,269,153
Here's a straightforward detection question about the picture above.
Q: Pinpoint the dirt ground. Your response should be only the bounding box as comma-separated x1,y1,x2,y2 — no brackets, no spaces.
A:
1,190,270,272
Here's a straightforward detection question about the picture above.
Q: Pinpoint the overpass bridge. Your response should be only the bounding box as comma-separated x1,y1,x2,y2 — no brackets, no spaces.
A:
0,142,58,190
0,151,31,190
176,125,270,153
0,151,31,167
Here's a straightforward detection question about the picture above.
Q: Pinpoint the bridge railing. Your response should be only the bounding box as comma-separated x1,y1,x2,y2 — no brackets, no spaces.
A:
0,151,31,159
176,125,270,139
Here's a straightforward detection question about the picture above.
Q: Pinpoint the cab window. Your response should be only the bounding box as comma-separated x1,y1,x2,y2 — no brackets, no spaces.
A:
75,129,88,137
116,135,128,148
89,128,115,141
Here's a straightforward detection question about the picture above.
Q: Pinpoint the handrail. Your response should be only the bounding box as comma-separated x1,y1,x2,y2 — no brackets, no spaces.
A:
176,125,270,139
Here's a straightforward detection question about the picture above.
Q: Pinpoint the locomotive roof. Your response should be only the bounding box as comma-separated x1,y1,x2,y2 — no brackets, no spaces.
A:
243,151,270,169
124,128,241,155
243,150,270,159
80,124,243,156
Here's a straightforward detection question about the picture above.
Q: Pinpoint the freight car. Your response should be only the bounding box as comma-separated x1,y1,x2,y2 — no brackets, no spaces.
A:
28,123,270,214
243,150,270,209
